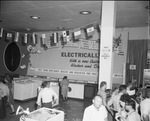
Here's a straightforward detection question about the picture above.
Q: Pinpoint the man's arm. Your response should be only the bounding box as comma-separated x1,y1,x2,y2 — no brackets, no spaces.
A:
142,114,149,121
82,108,90,121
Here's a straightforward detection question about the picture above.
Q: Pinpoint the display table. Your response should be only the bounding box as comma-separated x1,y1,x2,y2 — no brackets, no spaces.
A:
20,107,64,121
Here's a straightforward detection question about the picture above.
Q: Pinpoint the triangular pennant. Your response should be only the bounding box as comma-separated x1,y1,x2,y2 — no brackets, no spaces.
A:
14,32,19,42
0,28,3,37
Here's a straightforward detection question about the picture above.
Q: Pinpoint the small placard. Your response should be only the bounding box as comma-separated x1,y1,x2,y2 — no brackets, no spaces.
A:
130,65,136,70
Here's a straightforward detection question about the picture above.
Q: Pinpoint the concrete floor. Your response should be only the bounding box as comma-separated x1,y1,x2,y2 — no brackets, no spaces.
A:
1,97,113,121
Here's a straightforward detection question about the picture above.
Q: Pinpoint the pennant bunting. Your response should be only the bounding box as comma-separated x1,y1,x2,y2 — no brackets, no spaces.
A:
62,30,70,42
53,32,58,43
60,35,67,47
6,33,13,41
24,33,28,43
51,32,58,46
72,29,81,42
0,28,3,37
14,32,19,42
85,24,95,40
41,34,46,45
32,33,36,44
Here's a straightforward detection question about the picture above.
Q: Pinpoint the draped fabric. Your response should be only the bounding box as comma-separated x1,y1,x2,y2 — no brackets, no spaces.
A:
126,40,149,86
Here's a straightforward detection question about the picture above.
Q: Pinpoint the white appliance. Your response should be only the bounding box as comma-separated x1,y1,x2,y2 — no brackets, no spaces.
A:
68,83,84,99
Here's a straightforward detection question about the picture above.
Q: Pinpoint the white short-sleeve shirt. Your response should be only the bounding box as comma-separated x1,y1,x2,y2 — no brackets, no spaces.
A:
82,104,108,121
140,98,150,120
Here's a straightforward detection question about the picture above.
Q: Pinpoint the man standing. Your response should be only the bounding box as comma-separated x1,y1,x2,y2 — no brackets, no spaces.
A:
36,81,58,108
82,95,108,121
97,81,107,106
60,76,69,101
0,79,9,119
116,99,141,121
140,89,150,121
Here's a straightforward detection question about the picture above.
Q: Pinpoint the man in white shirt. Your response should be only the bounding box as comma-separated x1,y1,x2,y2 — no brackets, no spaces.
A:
0,79,9,119
36,81,58,108
140,89,150,121
116,99,141,121
82,95,108,121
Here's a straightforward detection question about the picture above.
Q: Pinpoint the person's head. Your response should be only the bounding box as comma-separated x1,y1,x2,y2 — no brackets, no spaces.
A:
125,99,136,112
92,95,103,109
119,85,127,93
120,93,131,108
145,89,150,99
42,81,50,88
126,81,132,89
63,76,68,80
100,81,107,90
112,87,119,95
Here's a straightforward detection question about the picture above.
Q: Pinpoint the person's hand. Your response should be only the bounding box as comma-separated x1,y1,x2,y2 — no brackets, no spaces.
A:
37,105,41,109
115,113,122,121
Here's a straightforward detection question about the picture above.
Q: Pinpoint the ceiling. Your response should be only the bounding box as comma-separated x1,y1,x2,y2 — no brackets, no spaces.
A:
0,1,149,33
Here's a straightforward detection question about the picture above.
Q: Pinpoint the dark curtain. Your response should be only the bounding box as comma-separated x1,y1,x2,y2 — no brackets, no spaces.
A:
126,40,149,86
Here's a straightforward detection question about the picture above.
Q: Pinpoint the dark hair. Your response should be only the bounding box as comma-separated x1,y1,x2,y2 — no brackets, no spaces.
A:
145,89,150,98
93,95,102,100
126,81,132,87
120,93,131,102
63,76,67,80
100,81,107,88
119,85,126,92
126,99,136,110
112,87,118,92
41,81,49,88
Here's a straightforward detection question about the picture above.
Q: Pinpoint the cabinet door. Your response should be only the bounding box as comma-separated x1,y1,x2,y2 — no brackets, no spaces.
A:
68,83,84,99
22,83,32,100
32,81,42,97
74,84,84,99
68,83,76,98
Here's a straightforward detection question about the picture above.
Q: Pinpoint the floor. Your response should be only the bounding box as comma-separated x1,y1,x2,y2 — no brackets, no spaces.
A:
1,97,113,121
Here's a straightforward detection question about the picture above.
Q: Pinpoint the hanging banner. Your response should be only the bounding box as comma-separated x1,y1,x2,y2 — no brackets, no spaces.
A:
24,33,28,43
0,28,3,37
14,32,19,42
32,33,36,44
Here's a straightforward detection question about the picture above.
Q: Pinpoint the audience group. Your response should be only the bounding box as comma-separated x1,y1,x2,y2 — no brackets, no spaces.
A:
1,74,150,121
83,81,150,121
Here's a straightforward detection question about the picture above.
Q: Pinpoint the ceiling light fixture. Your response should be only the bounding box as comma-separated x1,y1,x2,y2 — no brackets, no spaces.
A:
57,27,65,30
79,11,91,15
26,28,31,31
30,16,40,20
